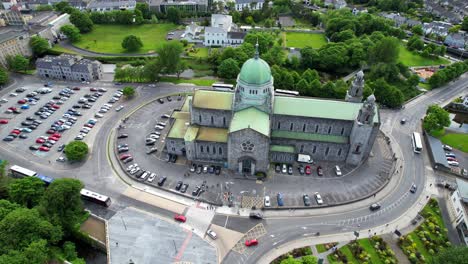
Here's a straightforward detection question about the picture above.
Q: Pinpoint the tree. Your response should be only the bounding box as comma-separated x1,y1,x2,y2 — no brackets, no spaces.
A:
54,1,71,13
0,199,20,220
407,36,424,51
156,41,183,74
218,58,240,79
64,141,89,161
411,25,423,35
462,17,468,31
136,3,151,19
244,32,275,54
301,255,318,264
433,246,468,264
7,55,29,73
369,36,399,64
122,86,136,98
448,25,461,34
40,178,84,236
142,59,161,82
150,14,159,24
279,255,302,264
175,60,187,78
166,7,181,24
60,24,81,42
69,10,93,33
0,207,62,254
8,177,45,208
423,104,450,132
63,241,78,260
0,68,8,86
300,46,319,69
29,36,49,56
121,35,143,52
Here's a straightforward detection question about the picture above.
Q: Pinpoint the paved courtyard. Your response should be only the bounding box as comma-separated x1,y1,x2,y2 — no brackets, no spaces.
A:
108,207,217,264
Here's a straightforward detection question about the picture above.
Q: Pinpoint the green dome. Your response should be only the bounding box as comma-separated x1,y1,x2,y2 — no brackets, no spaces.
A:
238,57,272,85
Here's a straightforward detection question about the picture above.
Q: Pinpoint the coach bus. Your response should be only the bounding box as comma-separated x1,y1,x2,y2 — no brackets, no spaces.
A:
10,165,37,178
80,188,112,207
412,132,423,154
212,83,234,91
275,89,299,96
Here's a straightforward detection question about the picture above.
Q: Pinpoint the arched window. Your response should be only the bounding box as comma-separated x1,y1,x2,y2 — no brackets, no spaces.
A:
219,147,222,154
211,116,214,124
199,114,202,123
290,123,293,131
303,124,306,132
338,148,342,156
223,117,226,126
315,125,319,133
341,127,344,135
213,146,216,154
200,145,203,153
325,147,330,156
277,122,280,129
312,146,317,154
300,145,304,152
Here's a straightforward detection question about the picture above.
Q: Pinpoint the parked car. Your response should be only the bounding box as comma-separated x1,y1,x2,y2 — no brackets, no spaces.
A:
443,145,453,151
174,214,186,223
277,193,284,206
249,212,263,219
335,165,342,176
206,229,217,240
305,165,311,175
146,147,158,154
303,194,311,206
264,196,271,207
281,164,287,174
314,192,323,205
245,239,258,247
275,164,281,173
117,134,128,139
192,186,202,196
448,160,459,167
287,165,293,175
147,173,156,183
180,183,189,193
317,166,323,176
175,181,183,191
157,176,167,186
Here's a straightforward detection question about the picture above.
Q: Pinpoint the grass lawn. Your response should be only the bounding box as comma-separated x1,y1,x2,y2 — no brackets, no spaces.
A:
159,77,216,86
49,44,80,55
358,239,383,264
316,244,327,253
419,82,431,90
398,44,450,67
284,32,327,49
327,245,359,264
75,24,178,54
187,46,209,58
431,129,468,153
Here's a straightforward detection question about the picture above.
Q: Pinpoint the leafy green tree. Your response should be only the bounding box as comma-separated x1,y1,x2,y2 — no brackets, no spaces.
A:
156,41,183,74
428,70,446,88
448,25,461,34
301,255,318,264
121,35,143,52
407,36,424,51
63,241,78,260
244,32,275,54
330,29,356,42
61,24,81,42
175,60,187,78
462,17,468,31
40,178,84,236
29,36,49,56
295,79,310,95
411,25,423,35
0,208,62,254
142,59,161,82
406,74,420,87
69,10,93,33
300,46,319,69
371,78,403,108
302,69,319,83
433,246,468,264
218,58,240,79
6,55,29,73
262,45,286,66
35,4,54,11
167,7,181,24
0,67,8,86
317,43,349,72
279,255,302,264
423,105,450,132
0,199,20,220
54,1,71,13
368,62,400,83
136,3,151,19
368,36,399,64
8,177,45,208
64,141,89,161
150,14,159,24
122,86,135,98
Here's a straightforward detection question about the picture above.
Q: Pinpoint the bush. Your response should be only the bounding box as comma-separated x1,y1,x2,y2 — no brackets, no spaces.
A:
64,141,89,161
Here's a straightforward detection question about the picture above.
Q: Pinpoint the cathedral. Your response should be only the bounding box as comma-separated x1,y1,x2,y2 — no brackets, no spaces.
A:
165,45,380,175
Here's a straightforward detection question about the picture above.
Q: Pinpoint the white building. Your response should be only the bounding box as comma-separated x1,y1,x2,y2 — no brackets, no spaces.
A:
235,0,264,11
203,14,245,47
204,26,227,46
182,22,203,43
450,178,468,245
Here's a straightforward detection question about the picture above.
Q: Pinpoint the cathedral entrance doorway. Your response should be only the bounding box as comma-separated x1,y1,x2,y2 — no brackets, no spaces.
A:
238,157,256,175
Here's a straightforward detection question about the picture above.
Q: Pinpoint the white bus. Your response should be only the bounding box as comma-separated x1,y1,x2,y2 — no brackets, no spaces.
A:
412,132,423,153
80,188,112,207
212,83,234,91
10,165,37,178
275,89,299,96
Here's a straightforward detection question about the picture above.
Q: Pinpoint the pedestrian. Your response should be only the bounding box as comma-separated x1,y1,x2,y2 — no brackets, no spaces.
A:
430,183,432,187
116,242,119,247
373,193,376,198
48,160,51,164
357,224,361,228
426,195,429,199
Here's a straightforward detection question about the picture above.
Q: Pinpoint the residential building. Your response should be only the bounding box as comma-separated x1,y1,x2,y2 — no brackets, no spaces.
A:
87,0,136,11
0,7,31,26
422,21,452,37
182,22,203,43
36,54,103,82
450,178,468,245
324,0,346,9
380,12,421,28
444,33,467,49
0,29,31,67
165,46,380,175
235,0,264,11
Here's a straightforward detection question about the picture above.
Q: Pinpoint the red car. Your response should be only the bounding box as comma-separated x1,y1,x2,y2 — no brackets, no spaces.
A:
52,104,60,109
119,154,131,160
49,136,60,141
245,239,258,247
11,129,21,135
447,157,458,162
305,165,311,175
90,87,97,91
52,133,61,138
73,87,81,90
174,214,186,223
85,123,94,128
46,129,56,134
36,138,45,143
8,107,17,111
0,119,8,124
39,146,50,152
17,99,26,104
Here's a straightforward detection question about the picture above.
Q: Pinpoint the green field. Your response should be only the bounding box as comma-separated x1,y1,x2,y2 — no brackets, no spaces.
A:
74,24,178,54
440,133,468,153
398,44,450,67
284,32,327,49
159,77,216,86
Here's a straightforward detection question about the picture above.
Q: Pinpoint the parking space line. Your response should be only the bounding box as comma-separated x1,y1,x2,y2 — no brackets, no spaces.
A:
173,230,193,262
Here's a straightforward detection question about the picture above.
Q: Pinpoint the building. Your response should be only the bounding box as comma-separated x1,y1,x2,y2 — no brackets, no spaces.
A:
182,22,203,43
324,0,347,9
380,12,422,28
235,0,263,11
149,0,210,13
165,45,380,175
87,0,136,11
0,7,31,26
423,21,452,37
444,33,467,49
450,178,468,245
204,14,245,47
36,54,103,82
0,29,31,67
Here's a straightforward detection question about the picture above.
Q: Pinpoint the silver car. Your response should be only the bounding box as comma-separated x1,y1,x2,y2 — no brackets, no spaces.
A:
147,173,156,183
206,229,217,240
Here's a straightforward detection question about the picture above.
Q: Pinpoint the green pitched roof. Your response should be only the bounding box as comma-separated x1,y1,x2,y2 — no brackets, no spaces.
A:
197,127,228,143
171,111,190,120
192,90,233,110
271,130,348,144
273,96,379,123
270,145,295,153
229,107,270,137
238,57,272,85
167,118,189,139
181,96,192,112
184,125,199,142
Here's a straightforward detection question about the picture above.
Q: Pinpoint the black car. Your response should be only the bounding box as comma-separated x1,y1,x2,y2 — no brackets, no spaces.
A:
88,98,97,102
84,94,91,98
28,125,37,130
275,164,281,173
29,145,40,150
21,121,33,126
135,170,145,178
170,154,177,163
26,116,35,121
192,186,201,196
72,105,81,109
42,143,53,148
15,88,25,93
53,95,61,100
19,134,28,139
303,194,311,206
167,96,172,102
117,134,128,139
34,111,43,116
82,104,91,109
410,184,417,193
180,183,189,193
158,98,164,104
208,165,215,174
157,176,167,186
215,166,221,175
175,181,183,191
118,147,129,153
3,136,14,141
9,133,18,138
249,212,263,219
370,203,381,211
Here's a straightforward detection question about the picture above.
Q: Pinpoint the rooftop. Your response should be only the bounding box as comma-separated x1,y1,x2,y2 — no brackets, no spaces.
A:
273,96,379,123
184,125,199,142
197,127,228,143
270,145,295,153
271,130,349,144
229,107,270,137
192,90,233,110
167,118,190,139
181,96,192,112
457,178,468,202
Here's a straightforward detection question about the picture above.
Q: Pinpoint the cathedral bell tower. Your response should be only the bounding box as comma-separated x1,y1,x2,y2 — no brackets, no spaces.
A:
345,70,365,103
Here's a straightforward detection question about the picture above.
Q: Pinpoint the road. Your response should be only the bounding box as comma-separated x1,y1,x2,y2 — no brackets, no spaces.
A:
221,75,468,264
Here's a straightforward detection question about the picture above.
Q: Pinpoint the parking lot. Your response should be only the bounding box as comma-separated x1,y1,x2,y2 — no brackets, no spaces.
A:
0,82,123,162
